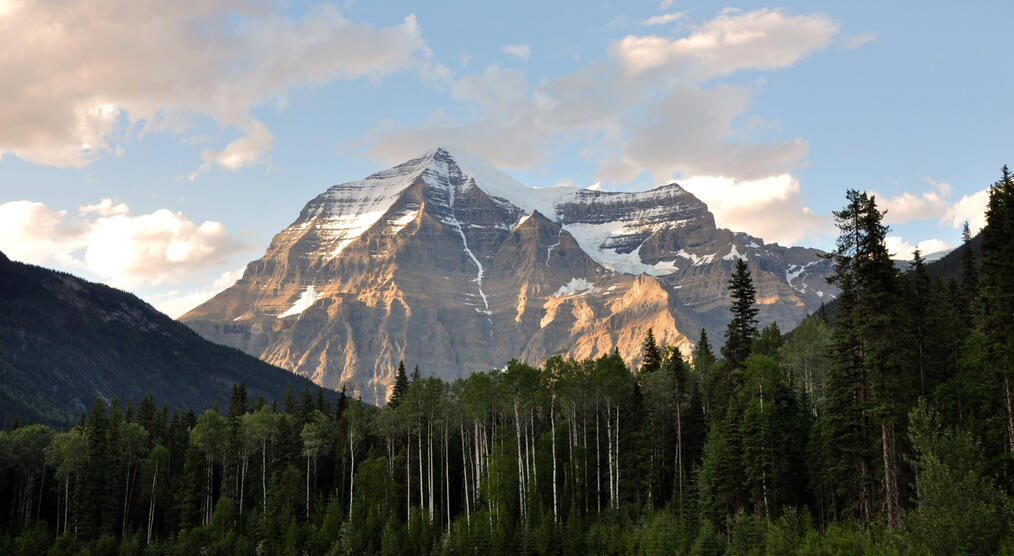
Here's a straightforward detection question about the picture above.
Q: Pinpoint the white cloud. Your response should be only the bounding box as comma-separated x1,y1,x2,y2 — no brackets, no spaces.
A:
79,198,130,216
843,32,877,49
356,9,837,243
643,12,687,26
0,199,245,288
659,0,674,9
147,267,245,318
502,43,532,61
0,1,426,171
884,236,952,261
871,179,988,233
873,180,951,225
943,188,989,232
679,174,826,245
611,8,837,78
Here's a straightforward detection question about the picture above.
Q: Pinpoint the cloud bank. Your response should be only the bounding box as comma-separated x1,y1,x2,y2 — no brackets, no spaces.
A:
0,198,245,289
0,0,427,172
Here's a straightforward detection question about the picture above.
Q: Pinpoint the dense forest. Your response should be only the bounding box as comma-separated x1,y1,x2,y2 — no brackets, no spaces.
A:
1,168,1013,555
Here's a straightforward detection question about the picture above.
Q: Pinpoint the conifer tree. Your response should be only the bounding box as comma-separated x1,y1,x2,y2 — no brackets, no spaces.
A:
980,165,1014,457
389,361,409,409
639,328,662,376
722,258,759,371
960,221,979,320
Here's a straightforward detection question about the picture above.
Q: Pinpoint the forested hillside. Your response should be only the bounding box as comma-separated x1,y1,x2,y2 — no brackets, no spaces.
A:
1,167,1013,554
0,252,334,427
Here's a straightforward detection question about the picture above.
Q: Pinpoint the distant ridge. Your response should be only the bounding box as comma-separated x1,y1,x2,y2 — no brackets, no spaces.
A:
0,251,334,427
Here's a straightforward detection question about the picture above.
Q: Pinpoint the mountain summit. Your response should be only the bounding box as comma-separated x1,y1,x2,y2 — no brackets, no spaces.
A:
182,147,834,404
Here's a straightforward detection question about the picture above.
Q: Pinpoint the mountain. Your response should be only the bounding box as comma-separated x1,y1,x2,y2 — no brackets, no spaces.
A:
0,250,332,427
182,147,836,404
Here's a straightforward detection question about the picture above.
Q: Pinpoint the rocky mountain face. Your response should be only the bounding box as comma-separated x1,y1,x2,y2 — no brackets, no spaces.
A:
182,147,836,404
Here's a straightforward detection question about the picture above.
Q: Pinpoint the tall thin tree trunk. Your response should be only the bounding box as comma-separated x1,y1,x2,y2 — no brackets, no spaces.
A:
406,429,411,523
882,422,900,528
461,421,470,526
1005,377,1014,458
444,420,450,531
418,429,424,513
64,474,70,536
261,440,267,514
147,459,157,545
551,395,558,522
596,410,601,513
675,384,684,512
428,417,434,520
349,433,356,516
514,400,526,521
608,403,616,507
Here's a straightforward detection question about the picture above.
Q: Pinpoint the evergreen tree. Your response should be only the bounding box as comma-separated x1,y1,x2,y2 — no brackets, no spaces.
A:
909,250,931,397
960,221,979,320
722,258,759,371
980,165,1014,458
752,323,784,359
388,361,409,409
639,328,662,376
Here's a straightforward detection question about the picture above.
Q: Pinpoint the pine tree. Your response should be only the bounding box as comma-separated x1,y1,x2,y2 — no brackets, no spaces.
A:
639,328,662,376
389,361,409,409
960,221,979,320
909,250,931,397
822,189,910,528
980,165,1014,457
722,258,759,371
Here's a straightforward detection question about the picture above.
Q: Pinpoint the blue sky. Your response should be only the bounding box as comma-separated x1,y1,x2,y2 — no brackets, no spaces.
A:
1,0,1011,316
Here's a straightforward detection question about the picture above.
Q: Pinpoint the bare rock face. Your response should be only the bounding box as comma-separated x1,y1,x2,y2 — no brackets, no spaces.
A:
182,147,836,404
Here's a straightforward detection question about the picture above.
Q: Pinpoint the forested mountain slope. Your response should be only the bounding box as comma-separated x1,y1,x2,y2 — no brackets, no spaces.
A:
0,250,333,427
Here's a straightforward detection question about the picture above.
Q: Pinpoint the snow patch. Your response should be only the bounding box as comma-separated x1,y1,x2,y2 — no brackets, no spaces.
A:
387,207,420,233
785,261,819,294
553,278,597,297
676,249,717,266
278,286,320,318
722,244,746,261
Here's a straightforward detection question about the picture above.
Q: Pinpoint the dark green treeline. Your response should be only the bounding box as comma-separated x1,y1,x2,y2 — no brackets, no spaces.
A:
2,169,1014,555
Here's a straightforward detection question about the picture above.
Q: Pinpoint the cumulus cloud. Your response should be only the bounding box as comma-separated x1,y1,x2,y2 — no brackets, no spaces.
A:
873,180,951,225
884,236,952,261
680,174,827,245
611,8,837,79
0,0,426,171
79,198,130,216
0,199,245,288
354,8,839,243
872,179,989,233
502,43,532,61
942,188,989,232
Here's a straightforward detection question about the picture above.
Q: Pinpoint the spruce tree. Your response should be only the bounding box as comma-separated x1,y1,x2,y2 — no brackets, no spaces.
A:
639,328,662,376
960,221,979,320
722,258,759,371
980,165,1014,457
822,189,910,528
389,361,409,409
909,250,931,397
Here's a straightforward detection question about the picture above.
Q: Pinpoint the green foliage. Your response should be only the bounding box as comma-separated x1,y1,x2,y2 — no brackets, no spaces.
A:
905,400,1013,555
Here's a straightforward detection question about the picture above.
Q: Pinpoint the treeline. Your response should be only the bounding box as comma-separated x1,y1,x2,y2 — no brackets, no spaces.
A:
1,168,1014,554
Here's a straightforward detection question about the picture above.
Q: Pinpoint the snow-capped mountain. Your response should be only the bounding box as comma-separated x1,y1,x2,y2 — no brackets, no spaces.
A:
181,147,835,404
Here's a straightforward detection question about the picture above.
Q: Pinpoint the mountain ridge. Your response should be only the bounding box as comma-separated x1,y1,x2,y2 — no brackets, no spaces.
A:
182,147,837,404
